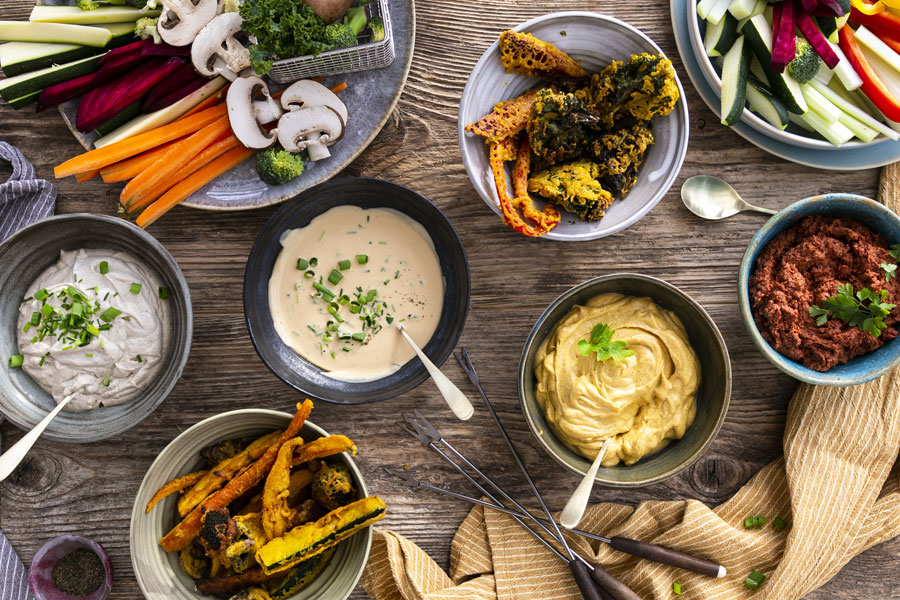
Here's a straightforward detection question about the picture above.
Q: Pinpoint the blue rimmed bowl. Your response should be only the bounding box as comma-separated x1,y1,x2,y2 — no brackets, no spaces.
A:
738,194,900,386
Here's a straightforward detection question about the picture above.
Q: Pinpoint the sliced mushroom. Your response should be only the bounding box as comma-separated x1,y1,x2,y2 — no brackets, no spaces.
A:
280,79,349,125
158,0,217,46
226,75,284,150
191,12,250,81
277,106,345,161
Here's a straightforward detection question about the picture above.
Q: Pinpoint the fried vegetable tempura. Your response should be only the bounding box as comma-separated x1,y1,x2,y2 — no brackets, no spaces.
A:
499,30,588,84
589,124,655,198
527,89,601,164
528,160,614,221
587,53,680,127
465,90,539,142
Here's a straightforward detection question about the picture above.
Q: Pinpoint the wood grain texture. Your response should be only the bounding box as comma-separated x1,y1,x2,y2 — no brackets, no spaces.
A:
0,0,892,598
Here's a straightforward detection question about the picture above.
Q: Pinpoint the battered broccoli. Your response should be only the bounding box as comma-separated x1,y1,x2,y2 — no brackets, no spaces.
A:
256,147,305,186
323,22,357,50
589,124,655,198
527,160,614,221
368,16,385,42
788,37,822,83
134,17,161,44
588,53,680,127
527,89,602,164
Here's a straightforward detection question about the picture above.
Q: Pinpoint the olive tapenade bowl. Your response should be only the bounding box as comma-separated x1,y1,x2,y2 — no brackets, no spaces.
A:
244,177,470,404
0,214,192,443
738,193,900,386
518,274,731,487
130,409,371,600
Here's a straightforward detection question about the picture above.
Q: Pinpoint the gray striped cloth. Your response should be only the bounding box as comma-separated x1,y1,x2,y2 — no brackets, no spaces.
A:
0,142,55,242
0,529,31,600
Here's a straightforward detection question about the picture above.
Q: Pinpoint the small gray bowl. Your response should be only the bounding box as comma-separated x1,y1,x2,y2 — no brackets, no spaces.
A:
518,274,731,487
0,214,192,443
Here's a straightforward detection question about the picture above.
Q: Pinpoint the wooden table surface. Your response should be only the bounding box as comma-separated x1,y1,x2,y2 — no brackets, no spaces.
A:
0,0,895,598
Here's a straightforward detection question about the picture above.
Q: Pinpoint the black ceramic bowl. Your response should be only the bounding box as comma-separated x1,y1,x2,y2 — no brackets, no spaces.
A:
244,177,470,404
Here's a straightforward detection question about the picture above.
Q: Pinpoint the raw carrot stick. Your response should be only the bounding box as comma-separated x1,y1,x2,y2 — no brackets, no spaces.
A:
137,145,254,228
54,103,227,178
120,116,231,205
100,140,180,183
330,82,347,94
179,83,230,119
125,134,240,214
76,169,100,182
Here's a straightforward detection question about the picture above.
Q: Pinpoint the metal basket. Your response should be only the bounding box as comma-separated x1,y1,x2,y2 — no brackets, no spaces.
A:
267,0,395,83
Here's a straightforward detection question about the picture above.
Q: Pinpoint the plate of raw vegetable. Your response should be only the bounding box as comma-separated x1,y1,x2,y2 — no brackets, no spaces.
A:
0,0,414,225
688,0,900,150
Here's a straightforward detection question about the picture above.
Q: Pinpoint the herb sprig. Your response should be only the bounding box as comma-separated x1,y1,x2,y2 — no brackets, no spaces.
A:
809,283,896,338
577,323,634,362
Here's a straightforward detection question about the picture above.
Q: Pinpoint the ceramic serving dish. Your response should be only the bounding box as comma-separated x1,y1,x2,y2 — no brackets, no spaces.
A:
458,11,690,242
244,177,470,404
0,214,192,443
518,274,731,487
738,193,900,385
130,409,371,600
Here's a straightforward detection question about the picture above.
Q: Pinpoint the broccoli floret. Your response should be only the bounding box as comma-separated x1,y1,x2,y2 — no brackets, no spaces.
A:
134,17,161,44
588,53,680,127
527,88,602,164
323,22,357,50
345,6,368,35
256,147,305,186
788,37,822,83
368,16,385,42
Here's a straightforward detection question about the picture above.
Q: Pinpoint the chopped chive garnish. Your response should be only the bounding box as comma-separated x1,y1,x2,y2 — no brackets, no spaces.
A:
356,254,368,265
673,582,682,595
304,270,315,279
386,315,394,324
773,517,787,531
136,354,143,362
8,354,23,368
30,312,40,326
86,324,100,336
313,281,335,299
366,289,377,302
158,287,169,300
349,302,361,314
39,352,49,366
309,257,318,267
40,304,54,318
328,269,343,285
101,377,111,387
99,261,109,274
130,282,142,294
351,332,366,342
338,259,351,271
296,258,309,270
23,323,31,333
72,302,84,317
100,307,121,322
34,288,50,301
744,570,765,590
86,353,93,357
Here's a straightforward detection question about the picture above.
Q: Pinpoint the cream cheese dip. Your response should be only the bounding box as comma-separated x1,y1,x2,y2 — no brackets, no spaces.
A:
16,249,171,412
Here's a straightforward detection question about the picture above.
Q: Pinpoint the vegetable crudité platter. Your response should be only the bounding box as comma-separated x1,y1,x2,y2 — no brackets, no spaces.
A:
0,0,896,598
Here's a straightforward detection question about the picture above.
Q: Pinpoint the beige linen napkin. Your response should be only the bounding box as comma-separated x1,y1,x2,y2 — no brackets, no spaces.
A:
362,163,900,600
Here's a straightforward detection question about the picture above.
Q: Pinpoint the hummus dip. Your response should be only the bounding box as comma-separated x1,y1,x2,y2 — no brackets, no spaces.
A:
535,293,700,466
16,249,170,412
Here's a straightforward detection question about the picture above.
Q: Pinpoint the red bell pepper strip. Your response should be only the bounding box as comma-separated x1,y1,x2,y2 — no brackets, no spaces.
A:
883,33,900,52
839,25,900,121
851,6,900,39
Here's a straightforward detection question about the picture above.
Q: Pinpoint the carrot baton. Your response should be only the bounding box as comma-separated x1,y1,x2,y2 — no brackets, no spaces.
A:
75,169,100,183
100,140,179,183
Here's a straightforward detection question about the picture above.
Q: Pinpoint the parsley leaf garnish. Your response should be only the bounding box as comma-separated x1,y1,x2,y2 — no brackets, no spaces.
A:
809,283,896,338
883,261,897,282
890,244,900,261
577,323,634,362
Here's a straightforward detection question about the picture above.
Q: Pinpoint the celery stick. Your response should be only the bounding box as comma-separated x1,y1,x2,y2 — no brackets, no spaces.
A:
802,84,841,124
809,79,900,140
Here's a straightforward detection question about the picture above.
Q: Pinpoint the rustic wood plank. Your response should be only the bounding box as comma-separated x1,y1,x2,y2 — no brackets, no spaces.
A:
0,0,890,598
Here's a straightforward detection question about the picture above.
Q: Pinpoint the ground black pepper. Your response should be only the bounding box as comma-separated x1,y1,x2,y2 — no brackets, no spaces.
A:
51,548,104,596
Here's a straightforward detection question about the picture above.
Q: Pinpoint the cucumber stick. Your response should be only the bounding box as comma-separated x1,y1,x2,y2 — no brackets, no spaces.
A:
741,14,808,114
704,12,739,57
0,23,134,77
728,0,759,20
29,5,160,25
720,35,751,125
0,22,112,47
7,89,41,109
0,53,102,101
746,79,789,129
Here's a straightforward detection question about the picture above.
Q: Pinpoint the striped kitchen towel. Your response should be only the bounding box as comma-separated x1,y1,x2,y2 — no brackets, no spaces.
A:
0,142,55,242
0,529,32,600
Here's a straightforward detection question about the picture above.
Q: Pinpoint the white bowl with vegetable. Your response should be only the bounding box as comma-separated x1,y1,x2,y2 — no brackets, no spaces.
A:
688,0,900,149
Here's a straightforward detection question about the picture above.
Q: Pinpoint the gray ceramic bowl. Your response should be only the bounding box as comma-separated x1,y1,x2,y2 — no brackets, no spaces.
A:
518,274,731,487
738,194,900,386
130,409,371,600
0,214,192,443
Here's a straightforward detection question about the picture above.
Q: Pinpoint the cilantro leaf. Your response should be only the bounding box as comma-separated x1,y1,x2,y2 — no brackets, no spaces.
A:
811,284,896,338
883,262,898,282
577,322,634,362
890,244,900,261
808,305,830,326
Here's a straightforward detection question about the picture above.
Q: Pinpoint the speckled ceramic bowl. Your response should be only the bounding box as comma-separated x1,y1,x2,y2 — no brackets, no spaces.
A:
130,409,371,600
738,194,900,386
244,177,470,404
518,274,731,487
0,214,192,443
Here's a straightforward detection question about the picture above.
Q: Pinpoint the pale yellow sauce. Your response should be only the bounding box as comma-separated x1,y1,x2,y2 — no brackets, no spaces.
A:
269,206,444,381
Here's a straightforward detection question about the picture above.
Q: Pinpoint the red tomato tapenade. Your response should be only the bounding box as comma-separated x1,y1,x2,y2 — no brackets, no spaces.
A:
749,215,900,372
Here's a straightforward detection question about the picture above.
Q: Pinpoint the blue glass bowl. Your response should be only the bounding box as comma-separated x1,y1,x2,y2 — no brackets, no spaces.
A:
738,194,900,386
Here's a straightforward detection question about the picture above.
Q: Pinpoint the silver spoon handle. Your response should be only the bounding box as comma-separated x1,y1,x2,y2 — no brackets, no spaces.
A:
398,326,474,420
0,397,70,483
748,204,777,215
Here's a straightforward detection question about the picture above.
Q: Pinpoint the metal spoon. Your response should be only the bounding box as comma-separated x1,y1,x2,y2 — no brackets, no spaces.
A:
560,438,612,529
0,396,72,483
396,323,474,420
681,175,777,220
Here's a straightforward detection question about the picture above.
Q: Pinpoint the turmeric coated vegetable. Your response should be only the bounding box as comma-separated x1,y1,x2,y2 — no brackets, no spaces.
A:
498,30,588,83
145,469,209,513
310,463,356,510
489,137,560,237
262,438,308,540
465,90,540,143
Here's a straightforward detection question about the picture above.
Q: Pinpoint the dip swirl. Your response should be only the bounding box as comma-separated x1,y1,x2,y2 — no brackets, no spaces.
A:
535,293,700,466
16,249,170,412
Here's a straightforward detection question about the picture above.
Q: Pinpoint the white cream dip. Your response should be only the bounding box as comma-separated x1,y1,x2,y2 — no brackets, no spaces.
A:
16,249,171,412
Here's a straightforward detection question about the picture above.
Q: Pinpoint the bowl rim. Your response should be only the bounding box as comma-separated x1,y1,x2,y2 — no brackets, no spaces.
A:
517,273,732,487
738,193,900,385
685,0,889,150
129,408,372,600
244,176,471,404
457,10,691,242
0,213,193,443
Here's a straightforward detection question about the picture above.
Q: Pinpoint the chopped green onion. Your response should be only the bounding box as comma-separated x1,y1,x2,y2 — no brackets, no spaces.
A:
673,582,682,595
8,354,23,368
99,261,109,274
130,282,142,294
30,312,40,326
339,259,351,271
309,257,318,267
313,281,335,301
304,270,315,279
100,307,121,322
158,286,169,300
296,258,309,270
744,570,765,590
101,377,111,387
72,302,84,317
366,289,377,303
349,301,361,314
328,302,344,322
34,288,50,301
86,324,100,336
773,517,787,531
328,269,343,285
136,355,143,362
351,332,366,342
86,353,93,357
40,304,54,318
356,254,368,265
338,294,350,305
39,352,48,366
326,320,339,332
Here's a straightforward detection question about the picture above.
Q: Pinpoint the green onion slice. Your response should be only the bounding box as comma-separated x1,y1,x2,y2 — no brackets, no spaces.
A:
297,258,309,270
339,259,351,271
328,269,343,285
130,282,142,294
8,354,23,368
673,582,682,595
101,377,111,386
34,288,50,301
99,261,109,274
158,286,169,300
100,307,121,322
356,254,368,265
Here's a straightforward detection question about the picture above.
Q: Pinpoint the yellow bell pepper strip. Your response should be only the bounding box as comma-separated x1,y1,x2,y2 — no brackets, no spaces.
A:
852,6,900,39
839,25,900,121
851,0,886,15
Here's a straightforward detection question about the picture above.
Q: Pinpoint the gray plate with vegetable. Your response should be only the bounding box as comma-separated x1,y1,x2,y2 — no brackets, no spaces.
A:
55,0,414,211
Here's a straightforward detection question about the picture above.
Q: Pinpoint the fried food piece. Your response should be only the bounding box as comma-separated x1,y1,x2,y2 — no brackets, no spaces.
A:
311,463,356,510
240,468,315,516
488,137,560,237
161,400,314,553
589,124,655,198
197,568,279,597
145,470,209,513
200,438,247,466
527,89,601,164
180,541,212,579
465,90,540,143
266,548,334,599
228,589,273,600
200,507,237,554
588,53,680,127
224,512,270,573
262,438,307,540
499,30,588,85
528,160,614,221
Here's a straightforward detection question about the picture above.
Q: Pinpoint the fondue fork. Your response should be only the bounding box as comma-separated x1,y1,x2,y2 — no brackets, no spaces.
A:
400,411,640,600
384,466,725,578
